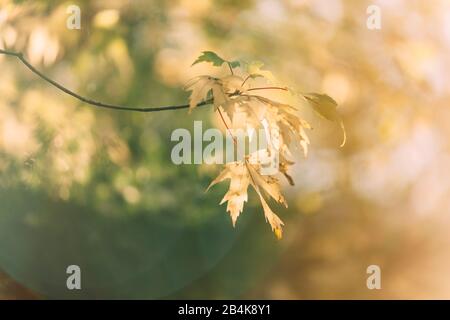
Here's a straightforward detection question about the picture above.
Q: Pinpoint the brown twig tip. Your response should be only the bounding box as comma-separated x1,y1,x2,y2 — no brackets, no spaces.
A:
0,49,210,113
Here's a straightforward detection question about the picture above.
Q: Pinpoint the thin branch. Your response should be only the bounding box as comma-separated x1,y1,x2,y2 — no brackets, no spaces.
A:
0,49,212,112
246,86,288,92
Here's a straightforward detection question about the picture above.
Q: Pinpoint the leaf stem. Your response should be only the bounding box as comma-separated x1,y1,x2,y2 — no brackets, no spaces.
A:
240,75,251,88
246,86,288,92
216,108,237,144
227,62,234,75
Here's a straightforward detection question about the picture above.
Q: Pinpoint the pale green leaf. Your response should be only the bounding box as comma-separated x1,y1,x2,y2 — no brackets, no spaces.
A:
192,51,240,68
303,93,347,147
246,61,276,83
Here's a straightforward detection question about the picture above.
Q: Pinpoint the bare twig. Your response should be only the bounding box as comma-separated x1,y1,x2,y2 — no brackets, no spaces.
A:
0,49,212,112
246,86,288,92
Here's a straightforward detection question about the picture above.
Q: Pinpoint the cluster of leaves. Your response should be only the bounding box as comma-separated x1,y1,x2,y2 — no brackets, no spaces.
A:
186,51,345,239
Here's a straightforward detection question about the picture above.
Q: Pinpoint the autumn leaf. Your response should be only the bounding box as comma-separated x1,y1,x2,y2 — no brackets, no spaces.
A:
186,52,345,239
207,162,250,227
303,93,347,147
247,163,287,207
260,195,284,240
221,75,244,93
251,178,285,240
184,76,228,113
303,93,338,121
246,61,276,83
